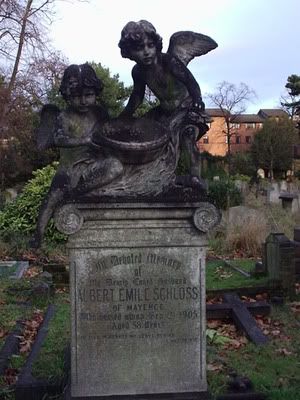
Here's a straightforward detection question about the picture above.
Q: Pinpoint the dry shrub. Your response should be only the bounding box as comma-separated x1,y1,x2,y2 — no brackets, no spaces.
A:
225,216,267,257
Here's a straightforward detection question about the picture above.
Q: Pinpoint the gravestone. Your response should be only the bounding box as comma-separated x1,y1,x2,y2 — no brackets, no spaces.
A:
0,261,29,279
267,182,280,204
293,227,300,281
32,23,220,400
55,202,218,399
264,233,295,297
279,193,299,214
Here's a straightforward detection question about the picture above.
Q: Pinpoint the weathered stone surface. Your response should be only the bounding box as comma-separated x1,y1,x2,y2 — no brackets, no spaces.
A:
61,203,209,397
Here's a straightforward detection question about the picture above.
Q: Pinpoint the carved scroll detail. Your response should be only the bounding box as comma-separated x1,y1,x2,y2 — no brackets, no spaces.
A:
54,204,83,235
193,203,220,233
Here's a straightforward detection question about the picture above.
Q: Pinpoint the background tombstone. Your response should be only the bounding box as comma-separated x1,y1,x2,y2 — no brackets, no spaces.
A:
265,233,295,297
0,261,29,279
267,182,281,204
293,227,300,282
279,193,299,213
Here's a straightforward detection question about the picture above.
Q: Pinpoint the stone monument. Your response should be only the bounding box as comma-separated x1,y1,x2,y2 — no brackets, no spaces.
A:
33,20,219,399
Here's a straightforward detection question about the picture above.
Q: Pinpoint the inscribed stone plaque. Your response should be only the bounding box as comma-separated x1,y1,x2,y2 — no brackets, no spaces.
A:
70,247,206,397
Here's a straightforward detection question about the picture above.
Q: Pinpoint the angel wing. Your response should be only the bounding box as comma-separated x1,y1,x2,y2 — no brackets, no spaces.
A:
167,31,218,66
36,104,60,151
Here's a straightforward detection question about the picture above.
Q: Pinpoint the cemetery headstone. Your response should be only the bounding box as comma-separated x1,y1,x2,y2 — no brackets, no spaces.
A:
33,21,220,400
265,233,295,297
279,193,299,213
267,182,281,204
0,261,29,279
56,202,219,398
293,227,300,282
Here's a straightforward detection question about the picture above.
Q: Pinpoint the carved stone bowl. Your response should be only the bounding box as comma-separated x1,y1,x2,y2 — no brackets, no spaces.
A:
92,118,170,164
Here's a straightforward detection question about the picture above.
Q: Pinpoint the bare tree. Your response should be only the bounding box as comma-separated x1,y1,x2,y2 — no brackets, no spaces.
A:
206,81,256,169
0,0,82,188
0,0,85,117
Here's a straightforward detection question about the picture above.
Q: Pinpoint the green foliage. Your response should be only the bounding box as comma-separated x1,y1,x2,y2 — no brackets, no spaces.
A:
232,174,251,182
208,179,243,210
285,74,300,97
133,87,160,117
32,296,70,380
0,163,65,246
294,170,300,179
176,148,190,175
201,151,228,180
251,117,297,176
206,329,231,345
90,62,131,117
230,152,256,177
206,260,269,291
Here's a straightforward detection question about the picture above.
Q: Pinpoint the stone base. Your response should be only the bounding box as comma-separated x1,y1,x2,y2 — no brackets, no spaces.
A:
55,202,219,399
65,386,211,400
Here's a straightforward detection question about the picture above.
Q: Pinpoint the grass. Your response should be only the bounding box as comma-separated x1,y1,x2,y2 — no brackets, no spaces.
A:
0,252,299,399
207,303,300,399
31,291,70,381
206,260,269,291
0,279,33,348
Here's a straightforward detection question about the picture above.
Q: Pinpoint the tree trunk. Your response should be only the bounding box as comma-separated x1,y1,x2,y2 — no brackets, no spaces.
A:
226,121,232,175
8,0,33,94
269,160,274,181
0,0,33,143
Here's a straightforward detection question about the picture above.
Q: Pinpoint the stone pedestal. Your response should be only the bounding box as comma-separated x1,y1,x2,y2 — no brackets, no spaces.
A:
55,202,219,399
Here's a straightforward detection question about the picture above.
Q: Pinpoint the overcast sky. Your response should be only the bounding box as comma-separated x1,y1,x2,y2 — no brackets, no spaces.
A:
50,0,300,113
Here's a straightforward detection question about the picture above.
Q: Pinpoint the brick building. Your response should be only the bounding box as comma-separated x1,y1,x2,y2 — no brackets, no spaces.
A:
198,108,288,156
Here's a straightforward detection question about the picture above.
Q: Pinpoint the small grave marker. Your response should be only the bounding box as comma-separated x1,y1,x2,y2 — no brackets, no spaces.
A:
207,293,270,345
293,227,300,282
265,233,295,297
0,261,29,279
224,261,251,278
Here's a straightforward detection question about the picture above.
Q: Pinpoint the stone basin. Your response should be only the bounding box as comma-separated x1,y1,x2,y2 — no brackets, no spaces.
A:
92,118,170,164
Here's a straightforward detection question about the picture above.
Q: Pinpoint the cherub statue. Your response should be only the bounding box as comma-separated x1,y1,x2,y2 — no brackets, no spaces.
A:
118,20,217,186
30,64,123,248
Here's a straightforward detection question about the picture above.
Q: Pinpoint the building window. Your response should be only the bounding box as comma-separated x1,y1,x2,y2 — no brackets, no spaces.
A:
246,136,251,144
203,136,209,144
236,136,241,144
246,123,256,129
230,123,240,129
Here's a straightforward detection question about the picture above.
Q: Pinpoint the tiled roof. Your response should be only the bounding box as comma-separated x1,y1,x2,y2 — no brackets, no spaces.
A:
258,109,288,118
205,108,228,117
205,108,289,121
234,114,265,123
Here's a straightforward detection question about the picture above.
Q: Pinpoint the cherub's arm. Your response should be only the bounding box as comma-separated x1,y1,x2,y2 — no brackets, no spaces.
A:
53,114,93,148
169,55,204,110
121,65,146,117
54,132,92,147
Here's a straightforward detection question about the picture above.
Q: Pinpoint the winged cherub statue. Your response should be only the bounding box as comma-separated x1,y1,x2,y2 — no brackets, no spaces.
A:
30,64,123,248
118,20,217,186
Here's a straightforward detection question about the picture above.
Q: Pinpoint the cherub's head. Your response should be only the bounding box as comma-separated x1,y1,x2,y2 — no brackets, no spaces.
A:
60,64,103,112
118,20,162,65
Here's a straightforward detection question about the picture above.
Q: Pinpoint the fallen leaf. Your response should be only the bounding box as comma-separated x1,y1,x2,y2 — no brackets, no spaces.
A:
19,340,32,353
4,367,18,385
207,363,223,372
0,328,7,338
24,266,40,278
271,330,281,336
276,348,293,356
207,320,222,329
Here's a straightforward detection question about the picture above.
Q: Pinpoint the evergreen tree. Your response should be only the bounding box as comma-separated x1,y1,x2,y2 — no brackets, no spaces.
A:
251,117,297,179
